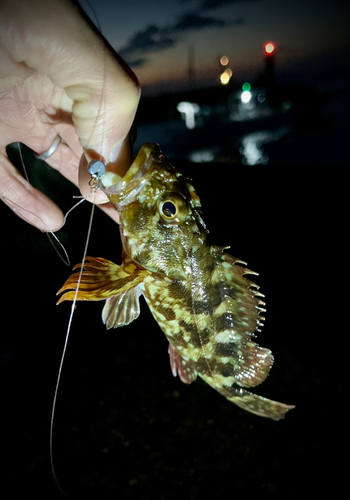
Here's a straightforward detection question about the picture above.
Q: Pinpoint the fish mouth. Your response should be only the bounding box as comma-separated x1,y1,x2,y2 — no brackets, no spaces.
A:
101,143,162,209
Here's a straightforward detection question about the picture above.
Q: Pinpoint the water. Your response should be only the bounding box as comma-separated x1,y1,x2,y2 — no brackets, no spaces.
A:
135,87,350,167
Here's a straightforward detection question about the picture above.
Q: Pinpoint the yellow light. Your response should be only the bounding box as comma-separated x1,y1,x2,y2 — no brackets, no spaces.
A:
220,56,229,66
220,72,230,85
224,68,232,77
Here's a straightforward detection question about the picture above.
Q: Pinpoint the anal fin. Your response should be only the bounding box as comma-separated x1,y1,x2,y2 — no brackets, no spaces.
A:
168,343,197,384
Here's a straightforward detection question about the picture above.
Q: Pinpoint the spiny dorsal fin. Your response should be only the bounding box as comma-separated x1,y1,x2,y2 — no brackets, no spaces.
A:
211,246,273,388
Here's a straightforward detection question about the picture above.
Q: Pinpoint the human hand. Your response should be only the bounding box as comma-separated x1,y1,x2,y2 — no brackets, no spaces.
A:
0,0,140,230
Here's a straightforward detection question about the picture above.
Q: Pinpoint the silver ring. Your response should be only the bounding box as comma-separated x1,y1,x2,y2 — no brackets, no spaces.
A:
35,134,62,160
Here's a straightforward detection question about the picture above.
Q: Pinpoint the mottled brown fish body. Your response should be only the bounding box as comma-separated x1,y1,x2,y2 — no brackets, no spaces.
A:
58,143,294,420
139,244,292,420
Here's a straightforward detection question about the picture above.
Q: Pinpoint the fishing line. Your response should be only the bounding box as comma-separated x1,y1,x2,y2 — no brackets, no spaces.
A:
50,197,96,495
1,3,109,493
83,0,102,32
49,2,109,493
2,155,95,267
14,141,77,266
1,193,71,266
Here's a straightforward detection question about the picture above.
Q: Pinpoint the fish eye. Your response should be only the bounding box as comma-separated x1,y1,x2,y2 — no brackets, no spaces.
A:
158,192,188,224
161,201,177,219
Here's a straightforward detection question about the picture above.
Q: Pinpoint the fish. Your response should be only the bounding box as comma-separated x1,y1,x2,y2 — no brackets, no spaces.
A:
57,143,294,420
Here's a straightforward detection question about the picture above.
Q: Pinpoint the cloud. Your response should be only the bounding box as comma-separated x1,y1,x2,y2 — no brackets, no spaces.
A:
119,11,244,68
201,0,251,8
172,12,227,31
124,57,148,69
119,25,177,58
180,0,257,10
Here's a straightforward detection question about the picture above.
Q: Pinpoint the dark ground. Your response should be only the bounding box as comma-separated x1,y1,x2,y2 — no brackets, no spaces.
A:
0,147,348,499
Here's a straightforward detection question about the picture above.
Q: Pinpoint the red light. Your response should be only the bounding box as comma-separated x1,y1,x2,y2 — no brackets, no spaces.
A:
264,42,276,55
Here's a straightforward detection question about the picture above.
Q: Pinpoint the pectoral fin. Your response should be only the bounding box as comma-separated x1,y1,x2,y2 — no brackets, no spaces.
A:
168,343,197,384
57,253,148,304
102,287,141,329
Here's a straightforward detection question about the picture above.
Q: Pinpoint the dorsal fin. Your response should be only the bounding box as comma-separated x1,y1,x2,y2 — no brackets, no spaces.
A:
210,246,273,388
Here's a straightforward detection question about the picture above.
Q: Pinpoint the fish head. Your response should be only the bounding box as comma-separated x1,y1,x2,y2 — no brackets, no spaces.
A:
101,143,207,279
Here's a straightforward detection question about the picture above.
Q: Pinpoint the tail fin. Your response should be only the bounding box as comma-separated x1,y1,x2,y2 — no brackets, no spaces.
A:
226,386,295,420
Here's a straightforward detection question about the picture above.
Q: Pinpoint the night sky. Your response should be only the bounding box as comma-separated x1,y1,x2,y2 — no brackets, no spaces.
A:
83,0,350,94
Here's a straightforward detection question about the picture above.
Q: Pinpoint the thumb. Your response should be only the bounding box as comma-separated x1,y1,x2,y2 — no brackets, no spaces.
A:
1,0,140,198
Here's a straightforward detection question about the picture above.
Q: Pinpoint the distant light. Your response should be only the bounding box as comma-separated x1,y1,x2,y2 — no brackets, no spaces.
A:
257,93,266,103
220,72,231,85
240,132,268,165
220,56,229,66
189,149,215,163
224,68,233,77
264,42,276,55
282,100,292,110
240,128,291,165
177,101,200,129
242,82,251,92
241,90,252,103
202,105,211,116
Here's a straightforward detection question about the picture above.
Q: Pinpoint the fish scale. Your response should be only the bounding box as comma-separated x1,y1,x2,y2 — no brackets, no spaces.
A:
58,143,294,420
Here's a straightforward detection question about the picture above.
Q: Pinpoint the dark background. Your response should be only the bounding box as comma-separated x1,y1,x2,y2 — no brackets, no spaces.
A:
1,145,347,499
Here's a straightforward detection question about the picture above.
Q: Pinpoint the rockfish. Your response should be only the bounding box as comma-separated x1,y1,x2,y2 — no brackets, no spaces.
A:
58,143,294,420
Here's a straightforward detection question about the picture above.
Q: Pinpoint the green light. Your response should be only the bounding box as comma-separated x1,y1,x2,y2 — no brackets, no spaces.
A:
242,82,251,91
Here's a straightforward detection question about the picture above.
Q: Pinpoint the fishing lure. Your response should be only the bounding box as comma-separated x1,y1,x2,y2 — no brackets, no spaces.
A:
58,143,294,420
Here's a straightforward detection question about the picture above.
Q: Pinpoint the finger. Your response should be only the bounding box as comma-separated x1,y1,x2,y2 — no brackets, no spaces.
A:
41,124,82,187
23,125,121,225
97,201,120,225
1,0,140,163
32,130,121,225
0,151,64,231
